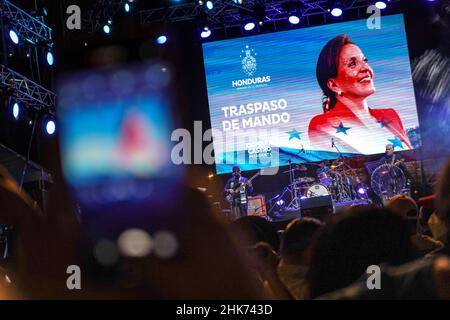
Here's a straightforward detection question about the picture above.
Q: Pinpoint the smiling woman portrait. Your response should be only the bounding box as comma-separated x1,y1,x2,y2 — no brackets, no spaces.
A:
308,35,412,154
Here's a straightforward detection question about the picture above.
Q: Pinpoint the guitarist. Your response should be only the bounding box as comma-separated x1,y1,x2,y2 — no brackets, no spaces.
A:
224,166,253,220
379,144,409,177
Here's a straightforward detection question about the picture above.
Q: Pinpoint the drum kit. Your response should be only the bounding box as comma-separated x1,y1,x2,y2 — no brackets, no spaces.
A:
271,158,369,212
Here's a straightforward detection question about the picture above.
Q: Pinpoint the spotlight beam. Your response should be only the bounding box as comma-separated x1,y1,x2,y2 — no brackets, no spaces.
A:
12,102,20,120
45,119,56,135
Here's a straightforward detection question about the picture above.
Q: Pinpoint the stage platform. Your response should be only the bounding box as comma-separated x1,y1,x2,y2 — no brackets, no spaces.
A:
267,198,372,230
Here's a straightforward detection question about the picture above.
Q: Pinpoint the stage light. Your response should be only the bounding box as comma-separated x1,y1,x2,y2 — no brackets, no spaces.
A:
356,183,368,195
276,199,285,206
200,27,211,38
375,1,387,9
12,102,20,120
288,15,300,25
9,30,19,44
156,35,167,45
244,21,256,31
300,195,307,199
206,1,214,10
103,24,111,34
124,3,131,12
331,8,343,17
253,3,266,26
46,51,54,66
45,118,56,135
330,1,343,17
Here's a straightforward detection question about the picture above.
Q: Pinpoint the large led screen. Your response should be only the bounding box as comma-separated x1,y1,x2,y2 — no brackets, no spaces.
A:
202,14,420,174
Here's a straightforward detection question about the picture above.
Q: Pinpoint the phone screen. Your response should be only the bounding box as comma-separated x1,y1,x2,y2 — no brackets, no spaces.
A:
58,62,182,205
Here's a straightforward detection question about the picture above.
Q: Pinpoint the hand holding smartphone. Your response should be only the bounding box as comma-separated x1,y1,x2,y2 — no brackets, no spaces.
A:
57,61,186,265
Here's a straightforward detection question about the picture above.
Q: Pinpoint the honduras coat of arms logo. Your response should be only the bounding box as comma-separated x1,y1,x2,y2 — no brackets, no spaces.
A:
240,45,257,77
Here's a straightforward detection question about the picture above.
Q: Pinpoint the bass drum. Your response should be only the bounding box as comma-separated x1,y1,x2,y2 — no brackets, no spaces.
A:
307,184,330,198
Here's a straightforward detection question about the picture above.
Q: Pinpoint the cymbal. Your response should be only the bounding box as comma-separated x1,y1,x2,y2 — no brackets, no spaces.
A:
309,163,322,167
330,162,344,169
295,177,316,184
282,165,307,173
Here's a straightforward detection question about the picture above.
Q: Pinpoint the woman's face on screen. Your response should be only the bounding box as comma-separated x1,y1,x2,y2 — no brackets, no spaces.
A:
329,44,376,100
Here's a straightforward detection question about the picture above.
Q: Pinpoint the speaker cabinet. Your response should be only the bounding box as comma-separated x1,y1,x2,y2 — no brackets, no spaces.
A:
247,195,267,217
300,195,334,221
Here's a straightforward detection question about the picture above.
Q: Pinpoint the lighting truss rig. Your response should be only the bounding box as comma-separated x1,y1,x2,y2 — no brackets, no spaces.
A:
0,65,56,112
0,0,52,45
0,0,55,112
139,0,401,30
82,0,130,33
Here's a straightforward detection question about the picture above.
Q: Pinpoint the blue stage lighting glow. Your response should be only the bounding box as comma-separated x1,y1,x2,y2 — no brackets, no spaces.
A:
12,103,20,120
46,52,54,66
201,29,211,38
206,1,214,10
103,25,111,34
46,120,56,135
331,8,343,17
244,22,256,31
375,1,387,9
124,3,130,12
9,30,19,44
156,35,168,44
289,15,300,25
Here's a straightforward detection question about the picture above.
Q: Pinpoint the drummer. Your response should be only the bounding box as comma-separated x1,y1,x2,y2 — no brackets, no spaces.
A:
317,161,330,174
317,161,332,187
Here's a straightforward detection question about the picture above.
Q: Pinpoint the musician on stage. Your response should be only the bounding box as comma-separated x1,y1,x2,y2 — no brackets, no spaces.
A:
316,161,331,187
224,166,253,220
379,144,408,174
377,144,411,197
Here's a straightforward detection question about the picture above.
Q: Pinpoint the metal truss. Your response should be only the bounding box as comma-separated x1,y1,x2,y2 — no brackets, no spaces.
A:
82,0,129,34
0,65,56,111
140,0,400,29
140,1,206,24
0,0,52,45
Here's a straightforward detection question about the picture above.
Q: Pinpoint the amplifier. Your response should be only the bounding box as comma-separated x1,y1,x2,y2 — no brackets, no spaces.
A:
300,195,334,221
247,195,267,217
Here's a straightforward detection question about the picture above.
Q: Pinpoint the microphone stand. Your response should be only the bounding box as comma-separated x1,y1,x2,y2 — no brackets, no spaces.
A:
297,144,305,154
332,139,344,160
331,138,346,202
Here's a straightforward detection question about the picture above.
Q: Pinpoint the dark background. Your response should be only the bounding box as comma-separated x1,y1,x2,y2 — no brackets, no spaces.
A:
1,0,449,205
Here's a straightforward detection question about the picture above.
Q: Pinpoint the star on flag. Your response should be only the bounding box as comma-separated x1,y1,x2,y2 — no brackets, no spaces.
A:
287,129,302,141
388,136,404,149
333,121,351,135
